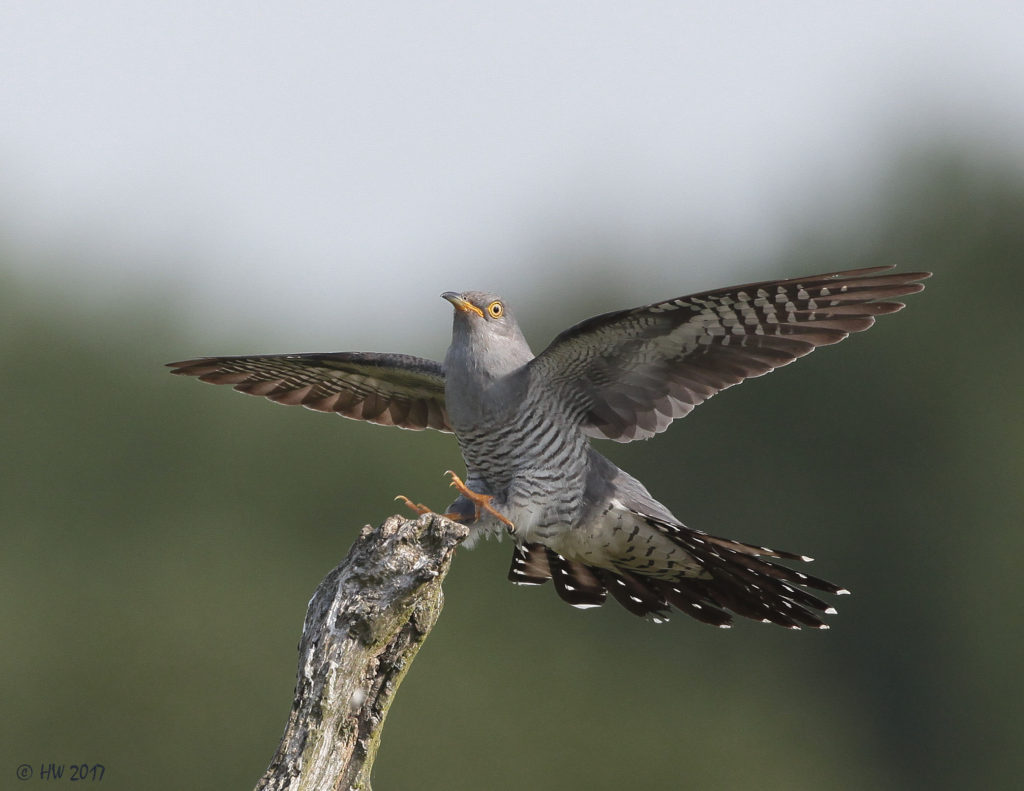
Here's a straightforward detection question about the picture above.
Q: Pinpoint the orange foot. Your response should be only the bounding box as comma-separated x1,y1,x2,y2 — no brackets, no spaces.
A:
394,494,467,523
394,495,433,516
445,470,516,534
394,493,475,525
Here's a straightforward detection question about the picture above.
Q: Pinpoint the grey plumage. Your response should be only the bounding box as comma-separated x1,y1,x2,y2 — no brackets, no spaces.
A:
169,265,930,628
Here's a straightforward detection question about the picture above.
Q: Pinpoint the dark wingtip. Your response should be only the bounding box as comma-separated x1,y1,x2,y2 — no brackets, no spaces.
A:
166,359,195,374
166,358,219,376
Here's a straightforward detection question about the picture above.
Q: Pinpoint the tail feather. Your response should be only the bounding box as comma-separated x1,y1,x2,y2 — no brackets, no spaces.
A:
507,543,552,585
665,521,840,629
505,516,845,629
701,534,810,562
596,569,670,620
653,580,733,627
548,550,607,608
687,534,843,604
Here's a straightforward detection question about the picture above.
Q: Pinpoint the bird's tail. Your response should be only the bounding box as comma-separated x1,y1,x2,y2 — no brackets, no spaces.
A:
508,520,846,628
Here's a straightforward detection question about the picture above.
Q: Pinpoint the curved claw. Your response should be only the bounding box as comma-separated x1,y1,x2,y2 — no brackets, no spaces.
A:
394,494,433,516
396,493,474,525
444,470,516,533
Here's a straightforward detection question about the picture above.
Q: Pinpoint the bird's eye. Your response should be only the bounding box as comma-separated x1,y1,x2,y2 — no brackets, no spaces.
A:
487,301,504,318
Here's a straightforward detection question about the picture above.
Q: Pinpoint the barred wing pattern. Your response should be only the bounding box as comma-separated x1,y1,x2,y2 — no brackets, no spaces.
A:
531,265,931,442
167,352,451,432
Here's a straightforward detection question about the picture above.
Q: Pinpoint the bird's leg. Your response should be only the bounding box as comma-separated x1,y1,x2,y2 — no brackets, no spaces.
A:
444,470,516,534
393,493,481,525
396,474,516,534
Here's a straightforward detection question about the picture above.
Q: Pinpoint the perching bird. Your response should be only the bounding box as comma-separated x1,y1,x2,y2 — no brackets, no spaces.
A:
169,265,929,628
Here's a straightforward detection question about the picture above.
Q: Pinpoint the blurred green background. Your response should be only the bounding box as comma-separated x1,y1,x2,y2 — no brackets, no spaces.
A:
2,149,1021,791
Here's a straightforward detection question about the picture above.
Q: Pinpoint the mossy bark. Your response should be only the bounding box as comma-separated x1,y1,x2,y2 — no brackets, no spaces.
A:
254,513,468,791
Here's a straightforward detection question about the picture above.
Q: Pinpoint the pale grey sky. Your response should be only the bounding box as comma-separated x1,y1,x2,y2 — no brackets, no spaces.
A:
2,2,1022,347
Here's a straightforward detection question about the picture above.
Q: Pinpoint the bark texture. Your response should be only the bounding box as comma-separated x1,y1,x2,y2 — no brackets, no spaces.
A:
254,512,468,791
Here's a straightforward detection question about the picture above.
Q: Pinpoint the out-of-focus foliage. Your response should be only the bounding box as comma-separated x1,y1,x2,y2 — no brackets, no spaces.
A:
2,151,1021,791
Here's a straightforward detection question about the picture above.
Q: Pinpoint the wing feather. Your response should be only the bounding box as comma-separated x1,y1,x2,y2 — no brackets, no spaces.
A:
530,266,930,442
168,351,451,432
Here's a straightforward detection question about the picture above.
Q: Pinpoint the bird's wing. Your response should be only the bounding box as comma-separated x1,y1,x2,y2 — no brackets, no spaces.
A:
530,266,930,442
167,352,451,432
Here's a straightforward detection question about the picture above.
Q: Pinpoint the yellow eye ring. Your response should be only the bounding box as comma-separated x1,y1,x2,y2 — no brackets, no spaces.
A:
486,300,504,318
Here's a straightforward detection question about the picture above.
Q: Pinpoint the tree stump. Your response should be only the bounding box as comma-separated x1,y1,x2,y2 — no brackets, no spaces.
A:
254,512,468,791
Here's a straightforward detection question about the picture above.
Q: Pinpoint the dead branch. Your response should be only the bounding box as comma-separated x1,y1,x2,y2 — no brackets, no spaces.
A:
254,512,468,791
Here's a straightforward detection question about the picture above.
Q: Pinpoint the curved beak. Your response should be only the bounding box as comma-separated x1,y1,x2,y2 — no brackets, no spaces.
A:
441,292,484,317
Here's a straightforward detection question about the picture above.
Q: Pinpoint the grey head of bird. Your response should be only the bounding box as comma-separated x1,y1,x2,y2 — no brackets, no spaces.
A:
441,291,535,380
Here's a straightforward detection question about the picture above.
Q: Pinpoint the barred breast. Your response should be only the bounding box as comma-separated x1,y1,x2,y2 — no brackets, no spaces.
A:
455,387,591,542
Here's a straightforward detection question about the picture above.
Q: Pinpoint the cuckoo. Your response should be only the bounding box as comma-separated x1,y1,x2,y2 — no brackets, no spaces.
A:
169,265,929,628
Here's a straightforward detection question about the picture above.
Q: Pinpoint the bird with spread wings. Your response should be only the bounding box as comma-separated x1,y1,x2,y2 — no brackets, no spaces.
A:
170,265,929,627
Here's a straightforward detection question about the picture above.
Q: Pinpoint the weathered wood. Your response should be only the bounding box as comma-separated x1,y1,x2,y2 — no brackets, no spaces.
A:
254,512,468,791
